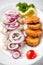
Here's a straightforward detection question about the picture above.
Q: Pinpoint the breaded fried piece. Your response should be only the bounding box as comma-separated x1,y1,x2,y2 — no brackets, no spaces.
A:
26,36,40,47
26,28,42,37
24,16,39,24
28,23,41,30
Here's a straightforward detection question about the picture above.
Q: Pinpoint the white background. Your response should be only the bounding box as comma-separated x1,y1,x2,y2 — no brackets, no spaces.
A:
0,0,43,65
0,0,43,10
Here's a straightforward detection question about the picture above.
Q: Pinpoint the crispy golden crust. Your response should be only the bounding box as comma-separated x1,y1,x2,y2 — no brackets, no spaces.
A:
26,36,40,47
26,28,42,37
24,16,39,24
28,23,41,30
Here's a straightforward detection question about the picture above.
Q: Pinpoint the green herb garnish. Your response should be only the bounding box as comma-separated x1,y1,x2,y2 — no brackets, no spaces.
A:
28,4,35,8
16,2,35,12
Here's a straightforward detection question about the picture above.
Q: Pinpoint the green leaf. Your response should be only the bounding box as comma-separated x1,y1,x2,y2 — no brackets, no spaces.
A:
28,4,35,8
16,2,35,12
16,2,22,7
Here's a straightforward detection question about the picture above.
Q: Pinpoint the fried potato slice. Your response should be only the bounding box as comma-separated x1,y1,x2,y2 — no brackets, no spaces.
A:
26,28,42,37
28,23,41,30
26,36,40,47
24,16,39,24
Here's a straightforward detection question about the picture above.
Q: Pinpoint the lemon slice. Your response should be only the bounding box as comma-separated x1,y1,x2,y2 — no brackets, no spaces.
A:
18,8,37,16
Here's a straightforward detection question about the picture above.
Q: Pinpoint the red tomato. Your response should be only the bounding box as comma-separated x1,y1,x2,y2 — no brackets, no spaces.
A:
26,50,37,59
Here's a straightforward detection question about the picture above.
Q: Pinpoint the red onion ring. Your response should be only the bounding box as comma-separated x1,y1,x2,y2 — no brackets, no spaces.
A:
7,43,19,51
3,19,17,25
6,22,19,30
6,12,19,18
4,12,19,22
9,30,25,43
22,31,27,37
6,13,19,22
19,41,25,47
12,50,21,59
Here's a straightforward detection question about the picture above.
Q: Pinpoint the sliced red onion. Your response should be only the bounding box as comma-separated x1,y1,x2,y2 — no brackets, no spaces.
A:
3,19,17,25
9,30,24,43
9,30,21,40
14,13,19,17
7,15,16,22
6,22,19,30
9,50,14,54
7,43,19,51
23,24,28,30
6,13,19,22
22,31,27,37
12,50,21,59
19,41,26,47
7,14,16,22
6,12,19,17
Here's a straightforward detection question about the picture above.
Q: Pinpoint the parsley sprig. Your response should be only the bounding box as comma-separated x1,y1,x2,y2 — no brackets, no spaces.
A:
16,2,35,12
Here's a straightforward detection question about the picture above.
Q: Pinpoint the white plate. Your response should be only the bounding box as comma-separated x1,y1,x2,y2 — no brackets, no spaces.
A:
0,3,43,65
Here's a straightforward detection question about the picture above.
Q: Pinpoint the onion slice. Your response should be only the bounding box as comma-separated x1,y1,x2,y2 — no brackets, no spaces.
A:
6,22,19,30
6,13,19,22
3,19,17,25
12,50,21,59
9,30,24,43
7,43,19,50
22,31,27,37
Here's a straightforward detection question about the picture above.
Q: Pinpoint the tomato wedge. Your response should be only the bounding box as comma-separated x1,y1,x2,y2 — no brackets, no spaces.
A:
26,50,37,59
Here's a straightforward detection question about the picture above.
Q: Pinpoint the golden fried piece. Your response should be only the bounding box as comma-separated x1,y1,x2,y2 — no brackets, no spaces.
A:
26,36,40,47
24,16,39,24
28,23,41,30
26,28,42,37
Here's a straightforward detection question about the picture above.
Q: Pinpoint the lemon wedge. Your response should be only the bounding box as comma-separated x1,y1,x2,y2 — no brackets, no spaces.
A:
18,8,37,16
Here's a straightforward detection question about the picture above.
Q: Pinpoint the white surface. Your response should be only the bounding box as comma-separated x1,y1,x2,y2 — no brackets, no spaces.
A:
0,0,43,10
0,0,43,65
